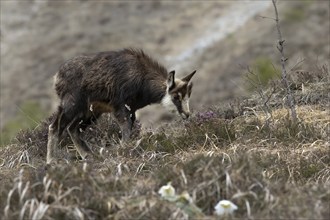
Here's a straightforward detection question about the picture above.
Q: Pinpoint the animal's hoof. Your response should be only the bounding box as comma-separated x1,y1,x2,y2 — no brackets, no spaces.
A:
80,151,102,162
45,158,69,168
46,157,56,165
76,150,89,161
75,151,90,161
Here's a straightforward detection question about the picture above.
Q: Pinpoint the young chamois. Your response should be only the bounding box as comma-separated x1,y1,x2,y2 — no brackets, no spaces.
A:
47,48,196,164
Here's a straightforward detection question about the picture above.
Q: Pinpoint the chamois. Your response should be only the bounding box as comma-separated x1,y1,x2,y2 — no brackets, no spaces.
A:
47,48,196,164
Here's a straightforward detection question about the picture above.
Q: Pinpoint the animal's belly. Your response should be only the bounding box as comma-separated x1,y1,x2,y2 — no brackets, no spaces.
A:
89,101,114,114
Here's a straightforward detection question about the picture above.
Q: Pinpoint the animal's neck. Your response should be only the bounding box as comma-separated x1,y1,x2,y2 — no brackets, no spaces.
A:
149,83,167,104
160,91,172,107
129,82,167,111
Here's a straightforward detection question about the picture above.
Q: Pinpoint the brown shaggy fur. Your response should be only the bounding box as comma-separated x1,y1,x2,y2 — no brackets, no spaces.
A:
47,48,196,163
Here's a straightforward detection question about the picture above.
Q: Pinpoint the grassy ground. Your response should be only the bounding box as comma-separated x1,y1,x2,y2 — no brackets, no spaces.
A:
0,67,329,219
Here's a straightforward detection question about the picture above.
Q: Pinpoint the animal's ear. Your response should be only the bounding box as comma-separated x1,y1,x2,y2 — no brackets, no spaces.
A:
168,70,175,90
188,82,193,90
188,82,193,96
182,70,196,82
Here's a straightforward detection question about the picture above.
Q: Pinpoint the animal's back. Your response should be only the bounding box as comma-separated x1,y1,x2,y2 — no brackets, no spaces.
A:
54,49,168,105
54,54,93,99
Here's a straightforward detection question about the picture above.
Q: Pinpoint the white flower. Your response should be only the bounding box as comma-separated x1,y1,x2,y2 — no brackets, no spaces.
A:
176,191,193,204
214,200,238,216
158,182,176,201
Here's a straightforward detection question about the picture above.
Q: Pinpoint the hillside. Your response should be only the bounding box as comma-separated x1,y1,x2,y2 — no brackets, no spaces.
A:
0,1,329,219
1,1,329,140
0,67,329,219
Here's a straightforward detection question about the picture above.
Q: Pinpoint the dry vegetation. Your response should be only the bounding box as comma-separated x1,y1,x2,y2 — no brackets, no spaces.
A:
0,66,329,219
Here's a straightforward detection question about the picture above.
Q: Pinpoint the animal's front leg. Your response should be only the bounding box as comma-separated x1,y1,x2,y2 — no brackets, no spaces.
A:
120,120,132,141
114,108,134,142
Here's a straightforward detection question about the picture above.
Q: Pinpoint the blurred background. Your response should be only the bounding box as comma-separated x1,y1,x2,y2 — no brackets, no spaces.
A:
1,0,329,145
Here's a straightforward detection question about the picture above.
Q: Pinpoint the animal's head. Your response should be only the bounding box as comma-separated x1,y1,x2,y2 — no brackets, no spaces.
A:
162,70,196,119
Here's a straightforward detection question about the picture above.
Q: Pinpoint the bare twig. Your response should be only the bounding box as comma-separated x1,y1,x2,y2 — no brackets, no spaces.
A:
272,0,297,122
258,15,276,21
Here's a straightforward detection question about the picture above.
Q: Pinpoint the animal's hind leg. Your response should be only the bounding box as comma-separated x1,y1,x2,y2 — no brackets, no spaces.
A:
47,108,63,164
67,116,92,160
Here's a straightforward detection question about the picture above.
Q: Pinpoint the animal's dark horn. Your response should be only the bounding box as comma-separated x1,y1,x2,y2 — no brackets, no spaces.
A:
182,70,196,82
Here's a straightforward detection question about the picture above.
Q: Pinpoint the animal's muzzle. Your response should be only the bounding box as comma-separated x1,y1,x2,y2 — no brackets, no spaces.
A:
180,99,191,119
181,112,190,119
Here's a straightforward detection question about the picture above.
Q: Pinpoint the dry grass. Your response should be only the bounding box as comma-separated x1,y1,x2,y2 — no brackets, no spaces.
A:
0,70,329,219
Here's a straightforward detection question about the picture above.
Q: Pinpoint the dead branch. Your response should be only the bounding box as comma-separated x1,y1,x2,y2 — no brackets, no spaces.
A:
272,0,297,122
